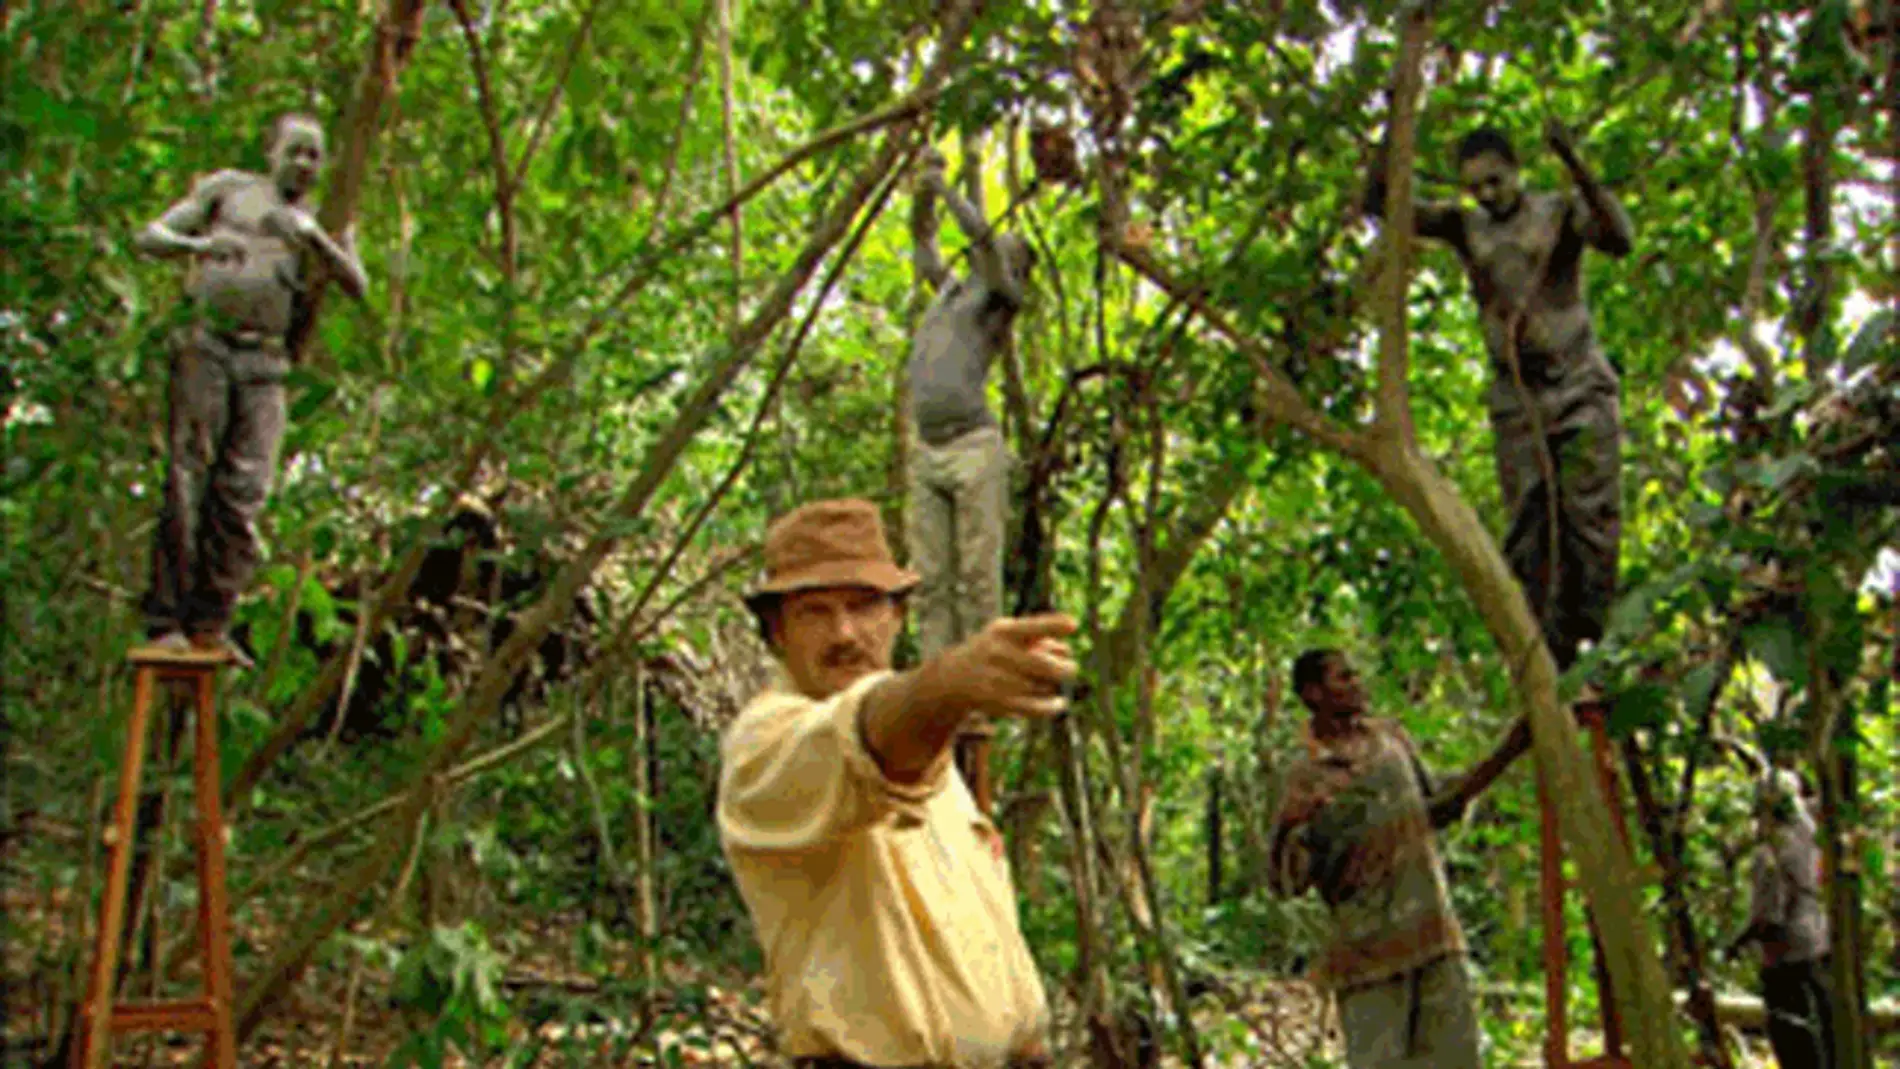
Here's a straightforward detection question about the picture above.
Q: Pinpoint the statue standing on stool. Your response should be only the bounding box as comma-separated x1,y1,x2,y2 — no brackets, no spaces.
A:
906,147,1035,799
1366,118,1633,672
135,113,368,663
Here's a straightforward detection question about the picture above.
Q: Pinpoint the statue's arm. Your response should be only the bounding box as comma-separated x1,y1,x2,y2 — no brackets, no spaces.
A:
934,177,1022,306
265,208,370,301
306,222,370,301
1361,148,1466,249
1548,120,1633,257
911,177,949,292
135,173,233,258
1564,181,1634,259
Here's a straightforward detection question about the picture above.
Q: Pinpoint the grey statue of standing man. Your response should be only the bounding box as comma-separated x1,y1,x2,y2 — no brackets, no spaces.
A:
907,146,1035,804
1366,117,1634,673
136,113,368,664
907,147,1034,656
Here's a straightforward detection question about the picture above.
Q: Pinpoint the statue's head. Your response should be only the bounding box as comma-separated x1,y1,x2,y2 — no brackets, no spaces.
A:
268,114,326,201
995,232,1038,292
1757,766,1809,826
1457,126,1520,222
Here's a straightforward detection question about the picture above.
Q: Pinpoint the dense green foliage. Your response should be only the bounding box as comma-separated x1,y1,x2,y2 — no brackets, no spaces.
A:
3,0,1894,1065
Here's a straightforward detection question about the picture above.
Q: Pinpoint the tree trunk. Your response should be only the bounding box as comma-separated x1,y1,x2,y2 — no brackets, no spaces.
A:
1052,714,1110,1032
1205,764,1223,907
1360,441,1690,1069
1621,734,1733,1067
1811,613,1870,1069
633,661,659,1000
285,0,427,364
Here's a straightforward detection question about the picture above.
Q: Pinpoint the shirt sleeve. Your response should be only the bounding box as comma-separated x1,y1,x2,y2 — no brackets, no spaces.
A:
717,671,955,854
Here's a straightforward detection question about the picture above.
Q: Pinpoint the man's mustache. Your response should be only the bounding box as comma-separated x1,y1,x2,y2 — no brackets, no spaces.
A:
821,645,871,669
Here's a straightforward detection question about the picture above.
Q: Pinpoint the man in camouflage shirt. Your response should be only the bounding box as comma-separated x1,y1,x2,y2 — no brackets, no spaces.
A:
1270,649,1529,1069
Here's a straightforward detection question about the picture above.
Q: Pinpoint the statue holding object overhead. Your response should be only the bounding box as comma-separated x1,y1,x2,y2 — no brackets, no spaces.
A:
135,113,368,664
906,146,1037,807
906,147,1035,660
1365,117,1634,672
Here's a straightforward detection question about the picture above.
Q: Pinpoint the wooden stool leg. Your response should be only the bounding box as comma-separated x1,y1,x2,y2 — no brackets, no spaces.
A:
74,667,158,1069
1586,718,1630,1062
191,672,238,1069
1538,767,1569,1068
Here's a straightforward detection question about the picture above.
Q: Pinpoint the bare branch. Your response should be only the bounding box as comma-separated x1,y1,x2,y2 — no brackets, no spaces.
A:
642,0,713,242
508,0,609,190
286,0,427,363
719,0,743,337
449,0,516,276
1109,242,1363,459
1371,3,1432,444
1732,26,1784,384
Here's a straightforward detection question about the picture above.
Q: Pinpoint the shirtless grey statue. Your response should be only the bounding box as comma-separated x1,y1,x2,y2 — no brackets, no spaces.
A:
907,147,1034,660
1366,118,1633,671
135,113,368,663
907,147,1034,806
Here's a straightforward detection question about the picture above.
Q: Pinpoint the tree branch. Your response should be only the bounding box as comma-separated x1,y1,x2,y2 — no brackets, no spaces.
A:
508,0,608,191
641,3,713,244
449,0,516,277
1732,37,1784,384
1371,2,1431,445
718,0,743,339
1109,243,1362,459
287,0,427,363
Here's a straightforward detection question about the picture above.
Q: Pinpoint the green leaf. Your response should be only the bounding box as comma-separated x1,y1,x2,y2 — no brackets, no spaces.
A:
1743,617,1805,687
1679,660,1720,716
1756,453,1814,492
1843,308,1895,371
289,377,336,422
1609,682,1672,736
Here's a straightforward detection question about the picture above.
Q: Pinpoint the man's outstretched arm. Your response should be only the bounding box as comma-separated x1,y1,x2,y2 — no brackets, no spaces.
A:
861,614,1077,783
1428,717,1532,829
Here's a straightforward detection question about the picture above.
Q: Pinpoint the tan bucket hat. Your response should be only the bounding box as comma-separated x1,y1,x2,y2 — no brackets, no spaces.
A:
743,498,920,616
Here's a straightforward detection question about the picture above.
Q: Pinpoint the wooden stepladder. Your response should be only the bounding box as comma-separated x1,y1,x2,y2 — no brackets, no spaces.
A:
73,644,237,1069
1537,702,1634,1069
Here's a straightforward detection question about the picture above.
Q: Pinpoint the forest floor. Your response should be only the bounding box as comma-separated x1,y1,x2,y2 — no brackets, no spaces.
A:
3,882,1792,1068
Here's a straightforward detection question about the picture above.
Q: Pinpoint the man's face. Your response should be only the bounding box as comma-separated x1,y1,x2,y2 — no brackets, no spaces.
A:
1460,151,1520,221
1303,655,1368,720
772,586,902,700
270,121,325,201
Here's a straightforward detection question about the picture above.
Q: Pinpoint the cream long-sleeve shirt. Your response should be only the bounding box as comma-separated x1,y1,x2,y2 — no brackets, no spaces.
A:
717,670,1048,1067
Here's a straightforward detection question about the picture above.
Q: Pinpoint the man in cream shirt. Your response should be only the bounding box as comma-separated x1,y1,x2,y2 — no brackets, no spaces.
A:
718,498,1074,1068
